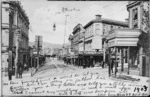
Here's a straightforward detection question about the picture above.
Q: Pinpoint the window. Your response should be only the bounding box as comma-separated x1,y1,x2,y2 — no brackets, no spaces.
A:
85,29,88,38
91,25,93,35
95,24,100,35
103,24,105,35
132,8,138,28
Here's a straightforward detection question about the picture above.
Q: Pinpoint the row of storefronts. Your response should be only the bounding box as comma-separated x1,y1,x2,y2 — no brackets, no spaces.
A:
64,1,149,77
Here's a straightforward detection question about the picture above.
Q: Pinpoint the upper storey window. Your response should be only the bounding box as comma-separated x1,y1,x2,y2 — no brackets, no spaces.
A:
132,8,138,28
95,24,100,35
103,24,105,35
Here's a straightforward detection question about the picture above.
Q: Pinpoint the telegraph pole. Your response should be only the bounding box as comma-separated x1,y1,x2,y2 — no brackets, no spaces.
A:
63,15,69,47
37,36,39,68
8,5,14,80
14,30,20,78
83,34,85,68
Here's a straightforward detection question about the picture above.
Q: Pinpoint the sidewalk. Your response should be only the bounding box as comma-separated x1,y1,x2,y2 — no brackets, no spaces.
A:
2,68,34,82
77,66,149,83
110,66,149,82
58,60,149,82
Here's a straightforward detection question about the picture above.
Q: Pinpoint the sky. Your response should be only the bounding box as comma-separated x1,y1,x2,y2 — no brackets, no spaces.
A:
19,0,128,44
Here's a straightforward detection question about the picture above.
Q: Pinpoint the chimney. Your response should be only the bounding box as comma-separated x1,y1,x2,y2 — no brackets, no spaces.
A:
95,14,102,21
125,18,129,23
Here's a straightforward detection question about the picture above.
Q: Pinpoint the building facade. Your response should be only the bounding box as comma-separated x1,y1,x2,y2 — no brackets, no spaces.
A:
69,15,128,68
127,1,149,77
105,1,149,77
71,24,82,66
2,1,30,76
82,15,128,68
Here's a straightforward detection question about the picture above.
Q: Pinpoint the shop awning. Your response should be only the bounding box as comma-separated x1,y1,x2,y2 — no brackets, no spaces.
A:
79,51,103,56
84,53,103,56
106,29,141,47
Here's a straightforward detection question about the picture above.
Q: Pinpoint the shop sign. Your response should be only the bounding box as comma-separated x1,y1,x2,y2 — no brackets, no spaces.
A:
84,51,103,54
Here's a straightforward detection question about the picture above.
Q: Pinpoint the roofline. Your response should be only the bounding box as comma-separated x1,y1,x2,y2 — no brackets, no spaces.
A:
72,24,81,34
126,1,141,11
84,18,128,29
73,23,81,31
3,1,30,25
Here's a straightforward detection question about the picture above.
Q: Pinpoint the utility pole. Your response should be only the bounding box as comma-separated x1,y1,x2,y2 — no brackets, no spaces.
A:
121,48,124,72
127,46,130,74
115,47,117,77
14,30,20,78
37,36,39,68
108,48,111,77
63,15,69,48
8,5,14,80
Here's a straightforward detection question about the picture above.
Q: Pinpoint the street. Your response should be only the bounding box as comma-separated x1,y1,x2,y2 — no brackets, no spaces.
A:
33,58,77,78
1,1,150,96
2,58,149,96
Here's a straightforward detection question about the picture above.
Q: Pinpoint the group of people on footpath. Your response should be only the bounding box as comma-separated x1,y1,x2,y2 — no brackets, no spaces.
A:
17,62,28,78
8,62,28,80
62,57,119,71
62,57,108,69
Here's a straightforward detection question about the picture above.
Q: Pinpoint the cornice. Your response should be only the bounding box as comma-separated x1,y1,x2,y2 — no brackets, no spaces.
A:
126,1,141,11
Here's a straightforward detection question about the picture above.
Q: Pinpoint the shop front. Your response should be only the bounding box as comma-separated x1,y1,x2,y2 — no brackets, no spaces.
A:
79,51,103,68
106,29,141,77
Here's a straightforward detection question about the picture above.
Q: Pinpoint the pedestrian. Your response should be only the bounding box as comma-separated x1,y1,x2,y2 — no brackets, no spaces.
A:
111,59,114,73
83,59,86,69
8,68,12,80
24,62,27,71
101,61,104,68
104,62,108,68
18,62,23,78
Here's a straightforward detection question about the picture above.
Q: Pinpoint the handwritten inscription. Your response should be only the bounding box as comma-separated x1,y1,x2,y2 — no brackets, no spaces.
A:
3,71,149,96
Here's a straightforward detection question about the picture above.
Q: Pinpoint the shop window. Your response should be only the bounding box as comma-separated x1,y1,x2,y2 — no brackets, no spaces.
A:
132,8,138,28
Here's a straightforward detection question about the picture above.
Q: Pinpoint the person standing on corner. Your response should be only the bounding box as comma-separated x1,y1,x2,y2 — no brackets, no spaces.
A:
101,61,104,68
18,62,23,78
111,59,114,73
